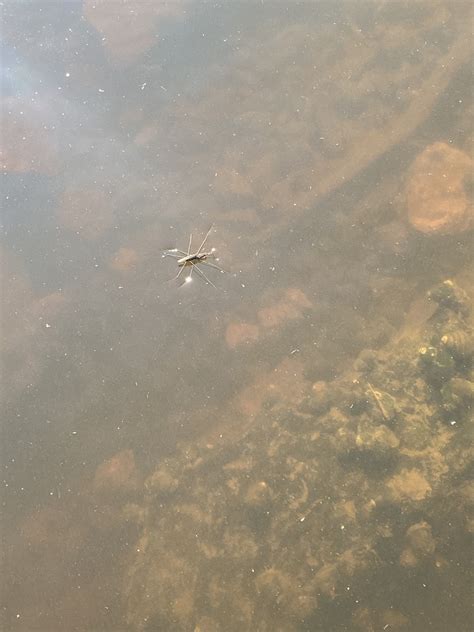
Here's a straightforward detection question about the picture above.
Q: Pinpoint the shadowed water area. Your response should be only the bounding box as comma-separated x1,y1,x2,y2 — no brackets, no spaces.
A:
1,2,472,631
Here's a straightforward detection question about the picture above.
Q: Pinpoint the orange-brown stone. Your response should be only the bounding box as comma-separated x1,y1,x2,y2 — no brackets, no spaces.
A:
406,142,473,235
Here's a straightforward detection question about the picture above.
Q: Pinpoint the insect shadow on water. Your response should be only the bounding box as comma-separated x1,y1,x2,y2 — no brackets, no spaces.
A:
162,225,226,289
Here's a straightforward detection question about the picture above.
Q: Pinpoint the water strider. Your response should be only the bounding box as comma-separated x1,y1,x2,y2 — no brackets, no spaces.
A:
162,225,226,289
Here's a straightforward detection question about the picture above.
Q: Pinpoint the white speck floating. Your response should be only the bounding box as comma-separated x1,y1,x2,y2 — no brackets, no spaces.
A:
185,276,193,284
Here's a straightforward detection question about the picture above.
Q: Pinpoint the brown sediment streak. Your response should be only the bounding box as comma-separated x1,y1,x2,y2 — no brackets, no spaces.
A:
257,31,472,239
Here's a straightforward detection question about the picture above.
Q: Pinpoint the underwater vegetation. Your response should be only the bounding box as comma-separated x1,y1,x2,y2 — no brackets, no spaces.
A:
124,277,472,631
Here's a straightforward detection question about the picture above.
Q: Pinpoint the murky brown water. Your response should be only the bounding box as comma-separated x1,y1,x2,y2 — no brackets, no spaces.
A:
1,2,472,630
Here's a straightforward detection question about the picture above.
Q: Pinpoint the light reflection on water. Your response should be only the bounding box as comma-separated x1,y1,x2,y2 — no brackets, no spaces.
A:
1,1,472,630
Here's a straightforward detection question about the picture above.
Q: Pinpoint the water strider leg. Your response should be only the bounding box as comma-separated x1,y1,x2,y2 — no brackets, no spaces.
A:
200,259,227,273
163,250,186,259
196,224,214,255
164,248,188,257
193,263,218,289
170,262,187,283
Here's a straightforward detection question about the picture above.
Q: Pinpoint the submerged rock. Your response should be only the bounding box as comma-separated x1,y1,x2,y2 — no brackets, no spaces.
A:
400,521,436,567
83,0,185,66
406,142,473,235
386,468,432,503
355,423,400,454
92,449,138,497
418,344,456,385
428,279,471,317
440,377,474,420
